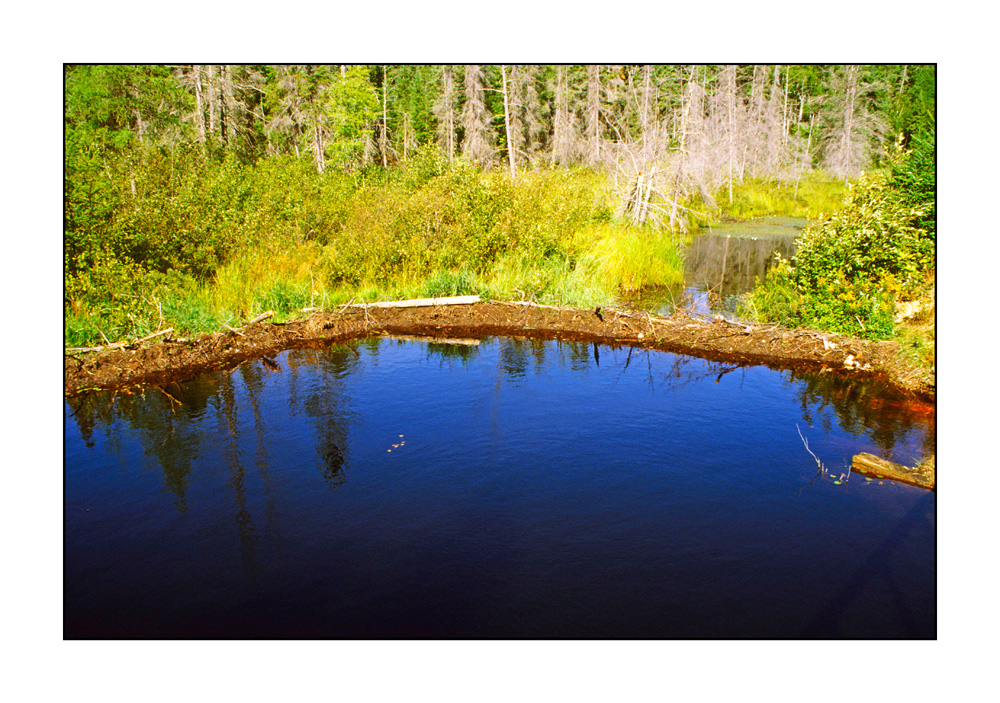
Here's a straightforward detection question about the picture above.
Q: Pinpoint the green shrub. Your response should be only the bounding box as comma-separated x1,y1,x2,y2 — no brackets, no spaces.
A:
746,141,935,340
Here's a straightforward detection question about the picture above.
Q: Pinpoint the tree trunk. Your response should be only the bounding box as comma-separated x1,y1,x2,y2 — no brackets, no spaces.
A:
460,64,496,167
381,66,389,168
726,65,736,205
206,65,217,139
670,65,696,231
585,64,601,166
553,65,572,165
193,65,206,145
842,65,858,186
640,64,654,168
500,65,516,178
437,65,456,160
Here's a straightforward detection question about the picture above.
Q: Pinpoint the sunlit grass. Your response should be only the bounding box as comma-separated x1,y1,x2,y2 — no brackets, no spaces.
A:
580,223,686,293
718,172,849,222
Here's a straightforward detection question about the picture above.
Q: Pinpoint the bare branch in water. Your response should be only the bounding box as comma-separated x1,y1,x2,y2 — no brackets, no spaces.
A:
797,424,825,474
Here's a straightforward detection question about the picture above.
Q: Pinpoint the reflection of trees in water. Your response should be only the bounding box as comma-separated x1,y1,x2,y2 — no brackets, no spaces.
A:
287,346,359,489
68,338,933,553
425,340,479,366
684,234,797,298
67,377,224,512
786,369,935,461
66,349,360,572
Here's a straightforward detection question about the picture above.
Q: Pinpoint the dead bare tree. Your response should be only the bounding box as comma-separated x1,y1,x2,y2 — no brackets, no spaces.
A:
585,64,602,166
817,65,888,184
552,65,581,166
500,65,516,178
434,65,457,160
460,64,497,167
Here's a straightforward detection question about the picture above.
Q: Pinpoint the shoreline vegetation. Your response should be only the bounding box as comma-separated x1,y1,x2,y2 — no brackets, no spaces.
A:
65,64,935,393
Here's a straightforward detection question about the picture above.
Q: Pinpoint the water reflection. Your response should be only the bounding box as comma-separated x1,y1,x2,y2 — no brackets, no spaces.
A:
685,233,797,299
67,337,933,510
633,217,807,318
786,368,935,463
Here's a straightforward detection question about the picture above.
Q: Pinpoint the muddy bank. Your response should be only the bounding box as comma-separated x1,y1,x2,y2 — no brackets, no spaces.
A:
64,300,935,404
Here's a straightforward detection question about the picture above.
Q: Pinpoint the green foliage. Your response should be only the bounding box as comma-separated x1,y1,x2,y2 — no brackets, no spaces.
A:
323,65,379,168
746,140,935,340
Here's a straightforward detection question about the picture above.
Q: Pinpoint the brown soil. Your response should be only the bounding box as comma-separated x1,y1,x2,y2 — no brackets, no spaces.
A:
64,301,935,405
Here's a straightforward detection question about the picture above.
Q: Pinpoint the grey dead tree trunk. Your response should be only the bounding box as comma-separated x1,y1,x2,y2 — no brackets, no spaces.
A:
793,113,815,200
585,64,602,166
724,65,737,205
635,64,658,224
220,64,237,150
500,65,516,178
435,65,457,161
460,64,497,167
552,65,580,166
401,112,417,160
743,65,767,180
669,65,697,231
378,66,394,167
192,65,206,146
817,65,887,185
840,64,858,186
206,65,217,140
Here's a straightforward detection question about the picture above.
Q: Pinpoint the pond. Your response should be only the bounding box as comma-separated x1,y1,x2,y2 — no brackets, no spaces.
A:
633,216,807,318
64,336,935,639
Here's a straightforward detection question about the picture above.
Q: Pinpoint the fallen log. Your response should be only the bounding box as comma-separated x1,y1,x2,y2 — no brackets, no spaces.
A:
851,452,935,490
347,295,480,309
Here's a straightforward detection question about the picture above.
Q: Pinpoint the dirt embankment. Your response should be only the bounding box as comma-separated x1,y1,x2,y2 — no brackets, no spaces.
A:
64,300,935,403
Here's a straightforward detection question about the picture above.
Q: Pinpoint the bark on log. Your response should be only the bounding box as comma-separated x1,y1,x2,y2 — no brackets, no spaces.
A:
851,452,935,491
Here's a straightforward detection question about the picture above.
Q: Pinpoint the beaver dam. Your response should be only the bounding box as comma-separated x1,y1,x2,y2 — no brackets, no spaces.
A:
65,305,935,639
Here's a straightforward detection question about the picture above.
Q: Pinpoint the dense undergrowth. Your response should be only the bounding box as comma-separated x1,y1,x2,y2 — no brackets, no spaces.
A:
66,146,694,347
743,137,935,370
66,130,920,359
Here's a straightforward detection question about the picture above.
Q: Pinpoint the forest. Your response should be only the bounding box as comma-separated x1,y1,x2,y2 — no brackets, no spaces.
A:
64,64,935,370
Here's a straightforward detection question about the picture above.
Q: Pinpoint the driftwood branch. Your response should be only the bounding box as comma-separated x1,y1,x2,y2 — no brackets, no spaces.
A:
852,453,935,491
246,310,275,326
797,424,825,474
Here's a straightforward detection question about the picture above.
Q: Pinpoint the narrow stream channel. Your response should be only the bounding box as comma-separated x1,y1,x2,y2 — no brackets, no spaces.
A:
65,336,935,638
632,216,807,318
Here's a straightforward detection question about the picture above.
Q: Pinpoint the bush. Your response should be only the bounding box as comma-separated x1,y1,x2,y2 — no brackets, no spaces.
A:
747,141,934,340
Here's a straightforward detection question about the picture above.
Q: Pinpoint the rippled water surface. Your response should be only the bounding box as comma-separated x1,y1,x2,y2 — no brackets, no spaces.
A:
65,337,935,638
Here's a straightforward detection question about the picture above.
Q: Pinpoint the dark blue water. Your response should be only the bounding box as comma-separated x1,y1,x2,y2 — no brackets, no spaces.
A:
64,337,935,639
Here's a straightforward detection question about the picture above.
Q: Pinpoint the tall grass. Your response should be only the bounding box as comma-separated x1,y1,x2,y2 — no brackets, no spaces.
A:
717,172,849,221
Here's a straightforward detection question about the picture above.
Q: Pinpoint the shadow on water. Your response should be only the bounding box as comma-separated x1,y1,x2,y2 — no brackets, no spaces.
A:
798,495,935,638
